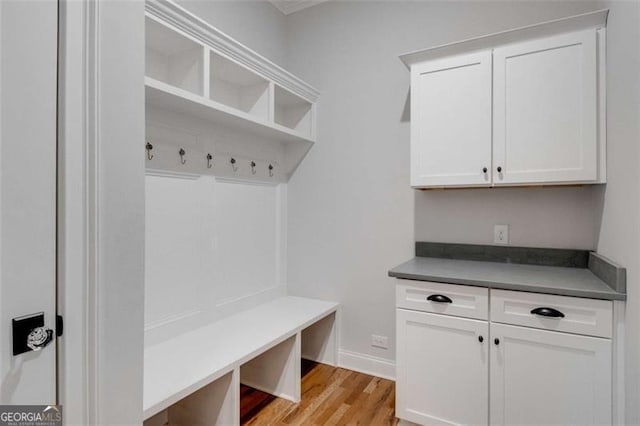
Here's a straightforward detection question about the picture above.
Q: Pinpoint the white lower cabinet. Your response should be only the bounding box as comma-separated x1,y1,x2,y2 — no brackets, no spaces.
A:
396,309,488,425
396,280,614,426
490,323,611,426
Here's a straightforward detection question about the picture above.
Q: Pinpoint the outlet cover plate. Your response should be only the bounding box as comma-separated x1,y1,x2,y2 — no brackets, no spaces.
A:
371,334,389,349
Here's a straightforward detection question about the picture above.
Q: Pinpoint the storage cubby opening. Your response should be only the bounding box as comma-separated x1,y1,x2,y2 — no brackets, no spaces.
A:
144,371,236,426
210,52,270,120
240,335,299,402
146,17,204,96
274,86,313,136
301,312,337,365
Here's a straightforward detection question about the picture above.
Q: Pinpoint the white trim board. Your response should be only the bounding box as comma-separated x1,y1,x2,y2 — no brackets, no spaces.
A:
337,349,396,382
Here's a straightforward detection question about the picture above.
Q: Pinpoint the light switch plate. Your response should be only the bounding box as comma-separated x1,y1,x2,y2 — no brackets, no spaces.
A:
494,224,509,245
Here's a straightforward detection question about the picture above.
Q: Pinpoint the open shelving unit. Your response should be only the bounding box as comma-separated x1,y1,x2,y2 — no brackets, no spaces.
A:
144,3,319,182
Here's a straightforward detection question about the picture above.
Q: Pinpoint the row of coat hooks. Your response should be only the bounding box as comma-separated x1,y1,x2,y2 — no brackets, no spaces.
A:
146,142,275,177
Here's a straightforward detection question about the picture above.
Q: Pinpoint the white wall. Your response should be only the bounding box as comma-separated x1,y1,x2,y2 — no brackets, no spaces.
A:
284,0,613,372
596,2,640,423
175,0,287,66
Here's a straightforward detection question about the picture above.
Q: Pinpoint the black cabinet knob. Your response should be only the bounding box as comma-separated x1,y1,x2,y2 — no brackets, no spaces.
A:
478,336,484,343
497,166,502,173
482,167,488,173
494,338,500,345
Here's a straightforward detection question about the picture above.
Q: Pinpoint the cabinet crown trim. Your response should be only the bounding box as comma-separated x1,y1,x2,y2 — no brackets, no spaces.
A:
399,8,608,67
145,0,320,102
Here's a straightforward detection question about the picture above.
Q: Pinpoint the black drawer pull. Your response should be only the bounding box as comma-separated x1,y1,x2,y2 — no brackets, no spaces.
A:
427,294,453,304
530,307,565,318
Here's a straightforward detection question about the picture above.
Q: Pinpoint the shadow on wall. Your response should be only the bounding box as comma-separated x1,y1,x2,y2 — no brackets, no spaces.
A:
414,184,606,250
401,89,410,123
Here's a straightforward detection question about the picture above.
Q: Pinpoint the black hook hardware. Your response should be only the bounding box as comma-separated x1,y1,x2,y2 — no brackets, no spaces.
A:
207,153,213,169
230,157,237,172
146,142,154,160
250,161,257,175
179,148,186,165
268,164,274,177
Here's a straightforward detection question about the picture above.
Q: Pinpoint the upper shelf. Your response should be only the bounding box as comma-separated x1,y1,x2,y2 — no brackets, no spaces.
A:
146,77,315,145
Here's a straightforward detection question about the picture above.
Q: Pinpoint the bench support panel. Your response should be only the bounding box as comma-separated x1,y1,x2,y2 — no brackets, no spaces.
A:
240,334,301,403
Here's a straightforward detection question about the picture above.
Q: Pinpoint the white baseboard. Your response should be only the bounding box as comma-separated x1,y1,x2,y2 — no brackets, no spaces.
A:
337,349,395,381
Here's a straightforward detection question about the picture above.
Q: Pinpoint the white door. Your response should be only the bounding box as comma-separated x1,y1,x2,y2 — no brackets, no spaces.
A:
396,309,489,425
493,30,598,185
0,0,58,404
490,323,611,425
410,51,492,187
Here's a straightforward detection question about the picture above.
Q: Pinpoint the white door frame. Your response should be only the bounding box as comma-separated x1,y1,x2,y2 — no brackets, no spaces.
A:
58,1,145,425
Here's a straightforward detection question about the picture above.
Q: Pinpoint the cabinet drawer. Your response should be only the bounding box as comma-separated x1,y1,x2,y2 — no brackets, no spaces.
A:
396,280,488,320
490,289,612,338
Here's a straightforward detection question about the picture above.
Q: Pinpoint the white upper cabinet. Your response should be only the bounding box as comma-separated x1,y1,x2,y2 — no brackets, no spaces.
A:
401,10,607,188
493,30,598,185
411,51,492,187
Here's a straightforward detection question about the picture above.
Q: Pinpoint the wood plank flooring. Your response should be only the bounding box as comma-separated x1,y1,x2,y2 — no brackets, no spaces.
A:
240,360,399,425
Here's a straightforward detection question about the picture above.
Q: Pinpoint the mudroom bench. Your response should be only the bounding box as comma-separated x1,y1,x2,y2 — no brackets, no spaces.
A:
143,296,339,425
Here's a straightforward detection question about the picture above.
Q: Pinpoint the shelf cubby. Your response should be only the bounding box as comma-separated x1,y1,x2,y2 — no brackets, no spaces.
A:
145,16,204,96
274,85,313,137
210,52,270,121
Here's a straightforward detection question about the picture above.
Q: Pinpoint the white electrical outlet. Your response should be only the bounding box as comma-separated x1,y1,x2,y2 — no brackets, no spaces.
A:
371,334,389,349
494,224,509,245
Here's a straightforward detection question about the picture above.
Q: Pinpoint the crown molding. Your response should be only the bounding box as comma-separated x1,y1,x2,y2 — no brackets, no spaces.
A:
145,0,320,102
269,0,331,15
400,8,608,68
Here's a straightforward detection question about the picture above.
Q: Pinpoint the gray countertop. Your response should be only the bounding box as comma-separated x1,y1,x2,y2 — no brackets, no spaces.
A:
389,256,626,301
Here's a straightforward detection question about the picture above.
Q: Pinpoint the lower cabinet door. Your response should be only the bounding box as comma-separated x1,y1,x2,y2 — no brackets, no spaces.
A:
396,309,489,425
490,323,611,426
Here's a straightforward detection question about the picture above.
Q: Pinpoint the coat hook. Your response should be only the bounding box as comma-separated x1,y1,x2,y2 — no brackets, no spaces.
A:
179,148,186,165
206,153,213,169
230,157,237,172
268,164,274,177
146,142,154,160
250,161,257,175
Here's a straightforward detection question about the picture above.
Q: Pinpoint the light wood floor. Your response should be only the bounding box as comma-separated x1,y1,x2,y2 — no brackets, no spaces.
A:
240,360,399,426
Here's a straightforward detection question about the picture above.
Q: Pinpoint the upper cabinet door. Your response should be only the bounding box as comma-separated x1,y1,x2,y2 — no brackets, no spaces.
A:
411,51,492,187
493,30,598,185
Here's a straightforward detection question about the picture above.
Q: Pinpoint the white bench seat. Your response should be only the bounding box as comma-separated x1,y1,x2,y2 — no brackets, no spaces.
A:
144,296,339,420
